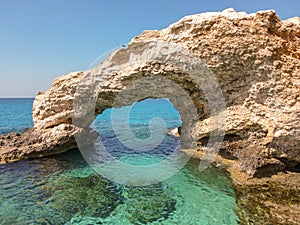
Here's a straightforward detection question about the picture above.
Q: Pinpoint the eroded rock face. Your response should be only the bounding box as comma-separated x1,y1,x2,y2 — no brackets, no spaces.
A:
32,71,87,129
0,125,83,162
0,9,299,178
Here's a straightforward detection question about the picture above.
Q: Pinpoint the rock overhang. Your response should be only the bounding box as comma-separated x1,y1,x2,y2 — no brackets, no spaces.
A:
0,8,299,178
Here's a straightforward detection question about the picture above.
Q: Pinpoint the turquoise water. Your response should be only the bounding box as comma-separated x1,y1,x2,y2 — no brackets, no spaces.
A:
0,98,34,134
0,98,239,224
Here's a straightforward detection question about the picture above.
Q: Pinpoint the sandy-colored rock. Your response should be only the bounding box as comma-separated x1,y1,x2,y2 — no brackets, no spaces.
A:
182,149,300,225
32,71,88,128
1,8,299,225
0,124,81,162
1,9,299,176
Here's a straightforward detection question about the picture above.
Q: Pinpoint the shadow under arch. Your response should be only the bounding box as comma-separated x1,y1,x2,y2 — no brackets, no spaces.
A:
110,75,198,150
72,41,226,185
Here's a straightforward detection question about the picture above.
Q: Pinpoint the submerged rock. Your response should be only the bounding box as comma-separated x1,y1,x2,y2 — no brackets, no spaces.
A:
40,171,122,224
165,127,180,138
124,183,176,224
234,172,300,225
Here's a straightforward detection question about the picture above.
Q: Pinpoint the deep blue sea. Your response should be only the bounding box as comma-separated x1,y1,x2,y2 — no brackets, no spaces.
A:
0,98,239,224
0,98,34,134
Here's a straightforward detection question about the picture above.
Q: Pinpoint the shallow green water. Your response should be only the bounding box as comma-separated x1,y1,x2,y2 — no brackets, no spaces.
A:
0,151,238,225
0,98,239,224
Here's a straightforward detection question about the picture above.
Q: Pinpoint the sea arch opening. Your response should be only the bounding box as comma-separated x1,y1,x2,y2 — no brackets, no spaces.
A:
91,97,182,162
72,41,225,185
99,75,199,150
73,73,211,186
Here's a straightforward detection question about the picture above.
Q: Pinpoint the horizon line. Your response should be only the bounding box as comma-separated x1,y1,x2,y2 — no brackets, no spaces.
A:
0,96,35,98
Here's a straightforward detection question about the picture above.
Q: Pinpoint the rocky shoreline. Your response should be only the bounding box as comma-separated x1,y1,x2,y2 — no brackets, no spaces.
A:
182,149,300,225
0,8,299,224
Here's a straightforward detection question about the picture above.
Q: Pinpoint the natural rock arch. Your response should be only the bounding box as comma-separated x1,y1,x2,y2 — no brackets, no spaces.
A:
72,41,225,151
0,9,299,178
1,8,300,224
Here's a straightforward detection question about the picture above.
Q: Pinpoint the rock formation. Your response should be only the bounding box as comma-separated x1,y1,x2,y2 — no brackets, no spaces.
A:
1,8,299,224
1,8,299,178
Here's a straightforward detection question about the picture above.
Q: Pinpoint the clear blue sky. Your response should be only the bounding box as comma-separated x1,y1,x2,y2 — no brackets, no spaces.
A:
1,0,299,97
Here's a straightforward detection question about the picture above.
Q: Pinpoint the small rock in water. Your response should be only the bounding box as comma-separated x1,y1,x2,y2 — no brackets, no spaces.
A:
166,127,180,138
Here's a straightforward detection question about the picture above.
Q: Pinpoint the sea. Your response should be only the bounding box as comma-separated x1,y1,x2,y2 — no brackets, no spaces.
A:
0,98,239,225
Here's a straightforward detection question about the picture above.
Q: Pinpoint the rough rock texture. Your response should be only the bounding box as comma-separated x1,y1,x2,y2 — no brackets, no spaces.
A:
234,172,300,225
1,9,299,177
0,71,98,162
182,149,300,225
1,8,299,224
32,71,87,129
0,125,82,162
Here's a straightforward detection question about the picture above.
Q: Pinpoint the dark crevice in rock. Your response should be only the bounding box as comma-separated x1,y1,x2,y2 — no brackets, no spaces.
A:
251,161,286,178
223,133,245,142
278,158,300,173
96,91,118,115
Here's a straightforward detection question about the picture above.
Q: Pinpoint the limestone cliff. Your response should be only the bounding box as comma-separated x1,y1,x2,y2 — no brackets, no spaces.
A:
1,9,299,179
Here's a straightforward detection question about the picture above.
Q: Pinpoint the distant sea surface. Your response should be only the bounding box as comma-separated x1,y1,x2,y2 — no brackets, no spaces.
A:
0,98,34,134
